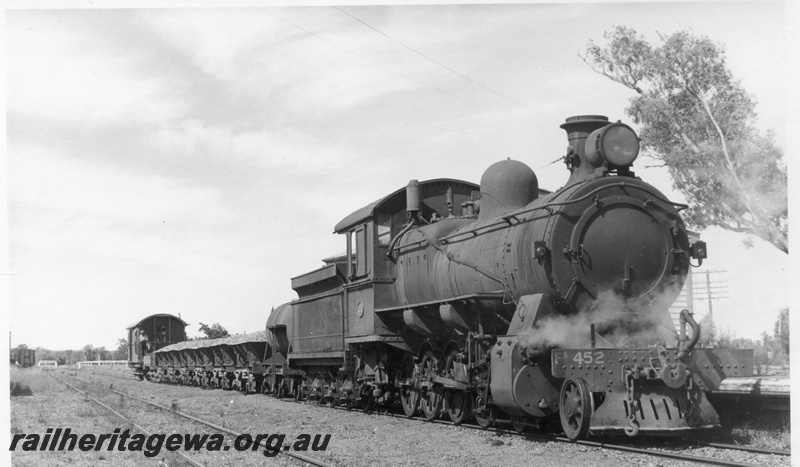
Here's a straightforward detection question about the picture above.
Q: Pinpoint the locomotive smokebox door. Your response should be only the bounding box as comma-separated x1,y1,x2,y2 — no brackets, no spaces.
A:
548,177,690,310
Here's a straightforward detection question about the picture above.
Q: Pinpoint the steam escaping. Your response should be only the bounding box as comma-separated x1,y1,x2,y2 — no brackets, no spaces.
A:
519,285,684,350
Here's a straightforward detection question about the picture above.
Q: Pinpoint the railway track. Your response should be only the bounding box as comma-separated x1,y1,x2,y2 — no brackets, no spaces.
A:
348,408,789,467
49,373,205,467
54,371,333,467
78,369,789,466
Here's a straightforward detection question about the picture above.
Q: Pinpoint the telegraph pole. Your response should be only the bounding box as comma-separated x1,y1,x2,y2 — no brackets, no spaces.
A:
706,270,713,321
696,270,729,321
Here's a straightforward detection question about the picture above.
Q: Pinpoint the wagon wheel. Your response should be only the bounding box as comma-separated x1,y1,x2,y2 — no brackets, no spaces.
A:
510,415,527,433
360,385,375,413
473,394,496,429
347,368,365,411
419,351,443,421
293,380,304,401
356,366,377,413
559,378,592,440
326,380,339,408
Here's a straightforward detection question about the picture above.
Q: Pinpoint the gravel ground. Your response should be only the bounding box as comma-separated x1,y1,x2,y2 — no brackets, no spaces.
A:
11,368,147,466
10,368,791,467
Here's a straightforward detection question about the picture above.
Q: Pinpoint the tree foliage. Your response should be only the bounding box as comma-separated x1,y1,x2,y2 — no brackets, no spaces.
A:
82,344,96,361
697,311,717,348
696,307,788,374
198,322,230,339
114,338,128,360
583,27,787,253
772,307,789,356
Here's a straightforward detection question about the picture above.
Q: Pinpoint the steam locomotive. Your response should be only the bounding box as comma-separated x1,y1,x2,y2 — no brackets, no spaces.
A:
134,115,752,440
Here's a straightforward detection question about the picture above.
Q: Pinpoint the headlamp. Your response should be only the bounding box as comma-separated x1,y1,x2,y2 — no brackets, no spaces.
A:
585,122,640,168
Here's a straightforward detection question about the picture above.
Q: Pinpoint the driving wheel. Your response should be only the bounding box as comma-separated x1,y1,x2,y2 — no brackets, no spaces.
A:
419,351,442,420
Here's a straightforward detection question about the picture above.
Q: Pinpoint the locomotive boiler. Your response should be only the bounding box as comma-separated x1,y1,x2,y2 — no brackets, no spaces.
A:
147,115,752,440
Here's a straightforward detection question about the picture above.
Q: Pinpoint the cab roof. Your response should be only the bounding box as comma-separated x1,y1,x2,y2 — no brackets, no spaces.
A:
333,178,480,233
126,313,189,330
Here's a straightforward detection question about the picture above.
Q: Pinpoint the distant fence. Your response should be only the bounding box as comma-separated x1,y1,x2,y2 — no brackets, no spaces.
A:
76,360,128,369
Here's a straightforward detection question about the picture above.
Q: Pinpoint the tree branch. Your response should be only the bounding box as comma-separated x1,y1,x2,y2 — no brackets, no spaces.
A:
579,53,645,94
693,92,783,239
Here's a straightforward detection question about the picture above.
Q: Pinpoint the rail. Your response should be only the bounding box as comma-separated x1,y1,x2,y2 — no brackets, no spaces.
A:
49,373,205,467
59,371,333,467
82,368,790,466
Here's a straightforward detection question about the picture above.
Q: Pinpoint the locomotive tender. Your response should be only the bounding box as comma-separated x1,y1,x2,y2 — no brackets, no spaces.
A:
145,115,752,440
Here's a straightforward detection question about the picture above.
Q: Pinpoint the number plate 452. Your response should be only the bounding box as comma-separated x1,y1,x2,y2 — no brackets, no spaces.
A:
565,350,605,365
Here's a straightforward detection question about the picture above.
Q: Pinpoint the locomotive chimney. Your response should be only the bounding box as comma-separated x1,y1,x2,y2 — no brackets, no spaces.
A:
560,115,610,184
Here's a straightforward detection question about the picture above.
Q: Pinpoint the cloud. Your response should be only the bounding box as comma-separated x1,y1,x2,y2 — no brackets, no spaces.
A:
149,119,356,172
9,143,237,246
7,12,186,127
139,8,449,114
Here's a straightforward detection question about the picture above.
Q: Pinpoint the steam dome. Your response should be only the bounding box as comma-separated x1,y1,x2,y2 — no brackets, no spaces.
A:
478,159,538,221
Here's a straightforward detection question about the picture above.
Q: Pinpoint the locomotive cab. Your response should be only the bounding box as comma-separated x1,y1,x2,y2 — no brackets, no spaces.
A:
333,178,483,341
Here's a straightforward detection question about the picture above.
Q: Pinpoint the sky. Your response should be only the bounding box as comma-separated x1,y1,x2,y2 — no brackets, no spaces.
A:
3,1,793,352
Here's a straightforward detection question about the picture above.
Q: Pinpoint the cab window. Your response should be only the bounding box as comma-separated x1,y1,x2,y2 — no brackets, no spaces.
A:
355,225,368,277
348,225,369,279
376,213,391,246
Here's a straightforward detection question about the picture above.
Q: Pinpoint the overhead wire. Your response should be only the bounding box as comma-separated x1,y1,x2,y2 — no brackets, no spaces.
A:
332,6,557,125
257,8,496,113
255,7,559,164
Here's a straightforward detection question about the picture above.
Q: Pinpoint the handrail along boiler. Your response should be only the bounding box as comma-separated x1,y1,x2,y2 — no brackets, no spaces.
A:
145,115,752,440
